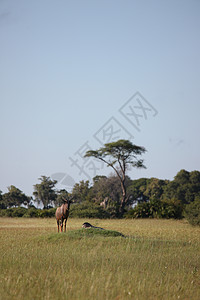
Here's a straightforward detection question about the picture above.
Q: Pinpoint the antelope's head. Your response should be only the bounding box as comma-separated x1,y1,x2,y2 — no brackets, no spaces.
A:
62,196,74,210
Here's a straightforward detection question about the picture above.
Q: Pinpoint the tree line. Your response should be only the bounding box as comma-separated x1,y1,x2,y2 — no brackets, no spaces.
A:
0,140,199,224
0,169,200,222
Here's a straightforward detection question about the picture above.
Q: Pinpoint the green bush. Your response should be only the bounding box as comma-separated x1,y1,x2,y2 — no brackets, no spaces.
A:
184,198,200,226
23,208,40,218
0,209,8,217
70,202,110,219
124,199,183,219
37,208,56,218
11,207,27,217
0,207,27,217
0,207,56,218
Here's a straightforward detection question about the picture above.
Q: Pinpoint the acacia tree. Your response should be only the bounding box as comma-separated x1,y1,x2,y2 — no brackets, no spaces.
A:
33,176,57,208
84,139,146,216
2,186,31,208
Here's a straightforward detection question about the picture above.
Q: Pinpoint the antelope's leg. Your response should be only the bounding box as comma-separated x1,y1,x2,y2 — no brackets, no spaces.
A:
61,219,63,233
57,220,59,233
64,219,67,232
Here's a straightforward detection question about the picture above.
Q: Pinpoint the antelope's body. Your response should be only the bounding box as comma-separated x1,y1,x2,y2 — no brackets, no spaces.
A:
55,200,70,232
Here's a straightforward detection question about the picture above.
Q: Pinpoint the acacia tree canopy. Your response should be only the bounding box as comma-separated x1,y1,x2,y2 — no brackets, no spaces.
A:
84,139,147,216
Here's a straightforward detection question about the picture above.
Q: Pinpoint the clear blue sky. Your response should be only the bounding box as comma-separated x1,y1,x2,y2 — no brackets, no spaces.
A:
1,0,200,196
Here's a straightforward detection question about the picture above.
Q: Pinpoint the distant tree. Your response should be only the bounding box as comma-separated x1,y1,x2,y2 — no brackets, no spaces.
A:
190,171,200,184
184,196,200,226
127,178,150,204
33,176,57,208
144,178,169,201
85,139,146,216
174,169,190,185
90,175,119,215
162,170,200,205
92,175,107,184
55,189,69,206
2,186,31,208
90,175,133,216
89,176,109,204
162,181,179,201
89,176,110,205
0,190,6,209
71,180,90,203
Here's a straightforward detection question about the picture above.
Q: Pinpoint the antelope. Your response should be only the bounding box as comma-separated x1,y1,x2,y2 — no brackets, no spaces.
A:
55,197,72,233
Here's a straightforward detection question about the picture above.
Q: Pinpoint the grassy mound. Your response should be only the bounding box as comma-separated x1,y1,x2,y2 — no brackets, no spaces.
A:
69,228,124,238
44,228,124,242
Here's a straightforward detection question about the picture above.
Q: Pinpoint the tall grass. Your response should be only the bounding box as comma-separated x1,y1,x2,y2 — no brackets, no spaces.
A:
0,218,199,300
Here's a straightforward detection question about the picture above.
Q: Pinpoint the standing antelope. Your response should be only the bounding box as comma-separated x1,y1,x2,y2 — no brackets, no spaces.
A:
55,198,72,233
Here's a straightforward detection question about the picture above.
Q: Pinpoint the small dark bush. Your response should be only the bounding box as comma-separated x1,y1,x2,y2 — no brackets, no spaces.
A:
184,198,200,226
11,207,27,217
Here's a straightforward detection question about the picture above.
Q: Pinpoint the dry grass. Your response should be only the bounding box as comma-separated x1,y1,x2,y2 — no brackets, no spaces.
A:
0,218,199,300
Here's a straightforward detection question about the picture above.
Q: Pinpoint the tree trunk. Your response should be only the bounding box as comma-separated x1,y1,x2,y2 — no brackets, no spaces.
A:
119,180,127,217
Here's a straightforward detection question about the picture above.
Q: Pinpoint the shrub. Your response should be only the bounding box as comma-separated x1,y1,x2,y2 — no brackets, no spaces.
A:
37,208,56,218
0,207,56,218
184,198,200,226
124,199,183,219
0,207,27,217
70,202,110,219
0,209,8,217
23,208,40,218
11,207,27,217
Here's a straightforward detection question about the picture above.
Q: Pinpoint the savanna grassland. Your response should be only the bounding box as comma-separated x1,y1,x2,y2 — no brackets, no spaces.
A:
0,218,199,300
